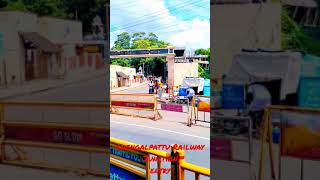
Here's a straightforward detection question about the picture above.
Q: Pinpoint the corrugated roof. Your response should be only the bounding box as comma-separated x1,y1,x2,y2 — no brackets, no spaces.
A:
281,0,317,8
19,32,59,53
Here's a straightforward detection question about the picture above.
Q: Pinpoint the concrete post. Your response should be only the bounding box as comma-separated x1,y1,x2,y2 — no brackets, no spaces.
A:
166,53,175,92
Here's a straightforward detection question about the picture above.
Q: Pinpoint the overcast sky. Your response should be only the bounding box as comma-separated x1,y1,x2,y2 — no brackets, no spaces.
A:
110,0,210,51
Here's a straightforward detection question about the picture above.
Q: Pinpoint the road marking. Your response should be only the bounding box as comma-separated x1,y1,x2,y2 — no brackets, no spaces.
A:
111,121,209,140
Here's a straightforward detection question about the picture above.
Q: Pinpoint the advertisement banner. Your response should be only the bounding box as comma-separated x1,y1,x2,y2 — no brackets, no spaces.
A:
198,96,210,112
161,104,183,112
4,124,109,147
280,111,320,160
110,164,145,180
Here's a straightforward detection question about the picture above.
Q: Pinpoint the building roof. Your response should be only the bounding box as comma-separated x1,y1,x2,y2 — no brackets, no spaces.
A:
281,0,317,8
19,32,59,53
116,71,129,78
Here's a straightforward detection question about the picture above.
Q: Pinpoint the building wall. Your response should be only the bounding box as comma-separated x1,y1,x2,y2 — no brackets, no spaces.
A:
38,17,82,44
110,65,136,88
0,11,85,86
173,62,199,87
211,3,281,77
0,11,38,85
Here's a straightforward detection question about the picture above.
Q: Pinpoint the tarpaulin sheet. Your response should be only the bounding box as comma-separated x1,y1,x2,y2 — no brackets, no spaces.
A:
181,78,204,93
227,52,302,99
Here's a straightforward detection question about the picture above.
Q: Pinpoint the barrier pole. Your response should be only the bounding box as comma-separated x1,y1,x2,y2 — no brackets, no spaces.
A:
171,145,178,180
267,111,276,180
258,109,270,180
178,149,185,180
154,94,157,120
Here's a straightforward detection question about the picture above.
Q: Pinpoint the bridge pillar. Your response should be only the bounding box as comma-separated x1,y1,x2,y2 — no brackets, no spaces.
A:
166,53,175,92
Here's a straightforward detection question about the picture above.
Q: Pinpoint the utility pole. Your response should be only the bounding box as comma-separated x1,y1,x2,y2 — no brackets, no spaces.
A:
142,62,145,75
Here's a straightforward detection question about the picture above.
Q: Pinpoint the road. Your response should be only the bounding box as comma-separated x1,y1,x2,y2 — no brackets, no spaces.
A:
115,83,149,94
112,82,210,179
13,75,108,102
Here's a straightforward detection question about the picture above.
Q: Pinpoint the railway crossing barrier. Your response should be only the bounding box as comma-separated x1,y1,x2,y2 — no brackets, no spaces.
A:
0,101,108,177
259,105,320,180
111,93,161,120
188,95,210,127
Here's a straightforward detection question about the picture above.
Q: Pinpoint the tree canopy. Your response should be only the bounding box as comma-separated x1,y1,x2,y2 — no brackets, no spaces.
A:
282,8,320,56
111,32,171,77
0,0,106,33
195,48,210,61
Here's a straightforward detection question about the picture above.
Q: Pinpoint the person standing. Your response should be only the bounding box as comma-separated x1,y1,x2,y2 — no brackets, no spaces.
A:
247,84,271,133
148,81,154,94
154,80,159,94
186,87,195,103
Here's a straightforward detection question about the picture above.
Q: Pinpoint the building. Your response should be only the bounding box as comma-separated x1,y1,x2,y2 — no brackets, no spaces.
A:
110,65,136,89
282,0,318,27
0,11,104,87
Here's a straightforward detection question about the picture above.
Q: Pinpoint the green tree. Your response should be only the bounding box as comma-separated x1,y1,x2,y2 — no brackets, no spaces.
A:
282,8,320,56
198,65,210,79
2,0,105,33
113,32,131,50
111,31,170,76
195,48,210,61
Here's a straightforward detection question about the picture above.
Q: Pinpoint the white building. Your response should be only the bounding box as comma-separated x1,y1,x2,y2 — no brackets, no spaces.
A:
0,11,104,87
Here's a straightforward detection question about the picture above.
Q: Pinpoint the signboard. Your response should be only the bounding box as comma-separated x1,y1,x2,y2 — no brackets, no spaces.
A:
110,146,146,166
298,77,320,108
280,111,320,160
110,48,170,56
83,45,100,53
222,84,245,109
198,96,210,112
211,138,232,160
110,164,145,180
111,94,155,109
161,104,183,112
4,124,109,147
112,101,154,109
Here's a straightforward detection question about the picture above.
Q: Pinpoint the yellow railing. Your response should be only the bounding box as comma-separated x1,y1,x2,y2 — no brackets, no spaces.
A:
111,137,210,180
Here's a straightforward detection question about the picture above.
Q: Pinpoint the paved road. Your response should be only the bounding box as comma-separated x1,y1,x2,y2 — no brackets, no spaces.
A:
115,83,149,94
13,75,108,102
112,82,210,179
111,112,210,180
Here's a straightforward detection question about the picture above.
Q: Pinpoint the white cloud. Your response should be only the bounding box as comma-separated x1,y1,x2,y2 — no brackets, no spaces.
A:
110,0,210,50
